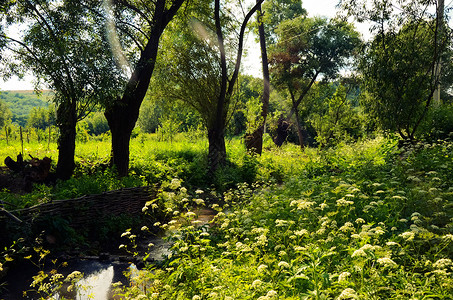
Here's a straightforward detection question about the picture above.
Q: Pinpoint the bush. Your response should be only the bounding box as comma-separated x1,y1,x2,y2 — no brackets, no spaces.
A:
419,104,453,141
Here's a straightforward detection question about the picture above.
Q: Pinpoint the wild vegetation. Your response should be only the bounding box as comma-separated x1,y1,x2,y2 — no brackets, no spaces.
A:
0,0,452,299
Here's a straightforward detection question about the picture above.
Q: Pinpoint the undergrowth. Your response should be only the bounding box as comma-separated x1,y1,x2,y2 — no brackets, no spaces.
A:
113,137,453,299
1,135,453,299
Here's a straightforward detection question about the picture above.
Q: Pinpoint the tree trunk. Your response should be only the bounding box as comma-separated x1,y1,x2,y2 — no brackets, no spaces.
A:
208,126,226,175
273,116,290,147
293,105,304,149
245,1,270,155
56,100,77,180
105,0,185,177
208,0,264,173
106,101,136,176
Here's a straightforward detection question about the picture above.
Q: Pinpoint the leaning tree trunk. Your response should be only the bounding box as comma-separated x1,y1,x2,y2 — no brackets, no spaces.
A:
245,1,270,155
105,0,185,177
56,100,77,180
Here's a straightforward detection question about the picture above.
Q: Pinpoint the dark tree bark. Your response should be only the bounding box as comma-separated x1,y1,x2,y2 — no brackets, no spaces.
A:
208,127,227,173
245,1,270,155
56,100,77,180
273,71,319,147
208,0,265,174
273,116,290,147
105,0,185,177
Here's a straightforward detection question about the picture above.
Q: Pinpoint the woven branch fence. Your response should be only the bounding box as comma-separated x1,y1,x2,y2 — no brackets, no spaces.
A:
1,185,158,229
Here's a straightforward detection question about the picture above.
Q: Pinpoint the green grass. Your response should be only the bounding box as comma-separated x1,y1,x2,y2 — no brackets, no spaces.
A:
115,136,452,299
1,133,452,299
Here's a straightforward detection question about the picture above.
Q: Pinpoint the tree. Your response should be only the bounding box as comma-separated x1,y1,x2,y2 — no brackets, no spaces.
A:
341,0,453,140
103,0,186,177
27,107,51,130
0,97,11,129
155,0,264,173
260,0,306,45
269,17,361,147
244,1,270,155
0,1,125,179
309,83,363,146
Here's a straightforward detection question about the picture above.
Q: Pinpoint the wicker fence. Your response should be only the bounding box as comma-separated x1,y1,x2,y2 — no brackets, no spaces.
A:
1,185,158,229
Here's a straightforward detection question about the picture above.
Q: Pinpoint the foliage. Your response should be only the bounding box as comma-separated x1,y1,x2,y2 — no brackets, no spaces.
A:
361,21,451,140
269,16,361,146
341,0,453,140
309,84,364,147
419,103,453,142
0,96,12,128
0,90,51,127
27,105,55,130
79,111,109,136
137,90,203,135
115,137,453,299
260,0,306,45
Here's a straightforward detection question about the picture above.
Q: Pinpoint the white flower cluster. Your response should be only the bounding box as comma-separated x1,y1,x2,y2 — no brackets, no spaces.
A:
351,244,380,258
290,199,316,210
336,198,354,206
337,288,357,299
377,257,398,268
433,258,452,269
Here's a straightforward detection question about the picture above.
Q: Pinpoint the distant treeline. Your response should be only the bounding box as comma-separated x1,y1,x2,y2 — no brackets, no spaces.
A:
0,90,52,127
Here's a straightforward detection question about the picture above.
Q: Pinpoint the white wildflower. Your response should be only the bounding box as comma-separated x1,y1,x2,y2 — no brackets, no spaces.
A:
185,211,197,218
386,241,399,247
337,288,357,299
355,218,365,224
377,257,398,268
275,219,288,227
399,231,415,241
442,234,453,242
338,271,351,282
294,229,309,236
433,258,452,269
278,261,290,269
251,279,263,288
339,222,354,232
266,290,277,297
336,198,354,206
319,203,328,210
257,264,268,273
194,198,205,205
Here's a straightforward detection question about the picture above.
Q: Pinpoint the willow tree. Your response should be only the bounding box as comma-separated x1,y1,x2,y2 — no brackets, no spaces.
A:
103,0,186,177
0,0,125,179
155,0,264,173
341,0,452,140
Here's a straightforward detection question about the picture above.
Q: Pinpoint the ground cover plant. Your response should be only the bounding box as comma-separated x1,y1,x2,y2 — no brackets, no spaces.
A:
1,133,452,299
112,137,453,299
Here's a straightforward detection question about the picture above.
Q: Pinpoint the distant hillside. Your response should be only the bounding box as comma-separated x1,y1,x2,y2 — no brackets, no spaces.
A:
0,90,53,127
